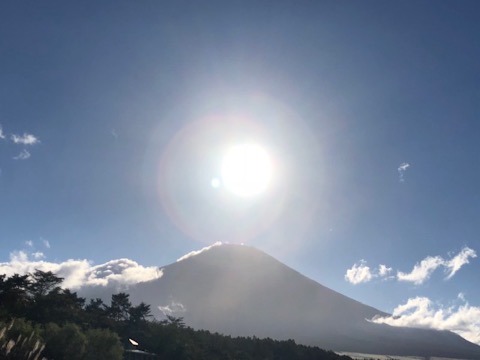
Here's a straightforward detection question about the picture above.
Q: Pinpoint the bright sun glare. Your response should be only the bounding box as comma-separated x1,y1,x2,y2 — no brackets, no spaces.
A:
219,143,273,197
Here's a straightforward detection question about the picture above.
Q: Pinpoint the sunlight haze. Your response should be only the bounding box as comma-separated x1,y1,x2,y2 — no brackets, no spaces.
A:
1,0,479,349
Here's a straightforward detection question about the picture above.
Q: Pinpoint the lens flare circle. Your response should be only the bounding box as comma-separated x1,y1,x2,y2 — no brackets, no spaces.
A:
155,114,283,245
221,144,272,197
151,93,319,246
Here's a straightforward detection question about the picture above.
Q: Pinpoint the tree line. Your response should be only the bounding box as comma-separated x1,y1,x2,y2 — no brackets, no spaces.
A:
0,270,352,360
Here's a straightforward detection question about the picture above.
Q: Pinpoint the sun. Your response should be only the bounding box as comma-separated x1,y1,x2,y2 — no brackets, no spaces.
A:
220,143,273,197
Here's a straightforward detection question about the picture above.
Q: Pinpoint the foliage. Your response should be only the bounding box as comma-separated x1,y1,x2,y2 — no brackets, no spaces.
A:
83,328,123,360
42,323,86,360
0,318,46,360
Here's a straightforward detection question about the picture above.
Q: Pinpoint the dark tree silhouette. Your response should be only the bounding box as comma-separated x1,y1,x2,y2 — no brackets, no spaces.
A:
0,274,31,319
85,298,109,328
29,270,63,297
108,292,132,322
129,302,152,324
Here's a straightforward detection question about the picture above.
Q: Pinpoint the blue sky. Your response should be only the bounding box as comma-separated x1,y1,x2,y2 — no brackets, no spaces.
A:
1,0,480,343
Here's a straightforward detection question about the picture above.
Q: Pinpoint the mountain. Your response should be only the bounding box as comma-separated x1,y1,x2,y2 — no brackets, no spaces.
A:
80,244,480,359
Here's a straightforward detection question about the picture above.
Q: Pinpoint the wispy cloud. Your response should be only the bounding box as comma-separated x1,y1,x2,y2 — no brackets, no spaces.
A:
397,247,476,284
176,242,223,262
13,149,31,160
398,162,410,182
0,251,163,290
397,256,444,285
42,238,51,249
0,129,40,166
345,260,373,284
32,252,45,260
25,240,34,247
346,247,476,285
11,133,40,145
371,295,480,345
444,247,477,279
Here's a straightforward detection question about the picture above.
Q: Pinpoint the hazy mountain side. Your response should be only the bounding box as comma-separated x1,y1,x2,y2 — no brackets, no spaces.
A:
78,245,480,359
146,245,385,320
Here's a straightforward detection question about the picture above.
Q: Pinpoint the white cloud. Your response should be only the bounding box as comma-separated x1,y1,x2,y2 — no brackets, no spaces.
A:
176,241,223,262
11,133,40,145
0,251,163,290
378,264,393,277
346,247,475,286
398,162,410,171
398,162,410,182
444,247,477,279
158,301,186,316
397,256,444,285
0,125,5,140
345,261,395,284
86,259,163,288
13,149,31,160
397,247,476,285
371,296,480,345
25,240,34,247
345,260,373,284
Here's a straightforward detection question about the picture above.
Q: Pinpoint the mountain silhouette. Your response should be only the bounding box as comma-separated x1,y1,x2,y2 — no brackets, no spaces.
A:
80,244,480,359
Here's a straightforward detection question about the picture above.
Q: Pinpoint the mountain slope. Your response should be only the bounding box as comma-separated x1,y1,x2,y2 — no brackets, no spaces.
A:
82,244,480,359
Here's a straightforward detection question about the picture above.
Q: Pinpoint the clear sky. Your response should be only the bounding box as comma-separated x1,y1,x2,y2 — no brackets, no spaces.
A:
1,0,480,344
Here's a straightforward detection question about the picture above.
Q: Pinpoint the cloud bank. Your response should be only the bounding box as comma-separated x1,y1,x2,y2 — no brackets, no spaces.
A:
346,247,476,285
371,295,480,345
0,251,163,290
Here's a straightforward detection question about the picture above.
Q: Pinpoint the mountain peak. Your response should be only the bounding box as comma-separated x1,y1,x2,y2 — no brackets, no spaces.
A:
175,242,273,267
176,242,260,260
